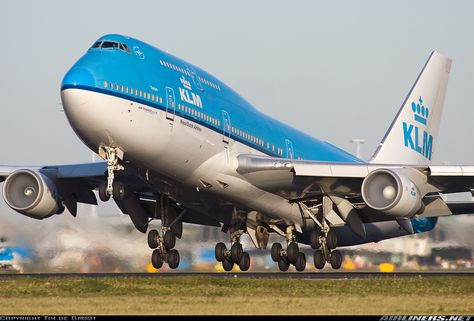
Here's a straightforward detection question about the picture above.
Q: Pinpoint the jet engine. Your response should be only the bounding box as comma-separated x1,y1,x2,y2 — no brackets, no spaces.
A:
361,168,422,217
2,169,62,219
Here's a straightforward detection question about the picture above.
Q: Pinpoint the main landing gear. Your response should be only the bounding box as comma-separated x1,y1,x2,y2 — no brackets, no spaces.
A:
310,226,342,270
215,227,251,272
147,196,183,270
270,227,306,272
147,227,180,269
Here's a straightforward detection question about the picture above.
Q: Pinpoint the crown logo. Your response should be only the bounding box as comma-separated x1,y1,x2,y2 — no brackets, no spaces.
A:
180,76,192,90
411,96,429,125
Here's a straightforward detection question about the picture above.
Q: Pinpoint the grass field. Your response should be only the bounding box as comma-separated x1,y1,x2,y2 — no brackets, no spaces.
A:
0,276,473,315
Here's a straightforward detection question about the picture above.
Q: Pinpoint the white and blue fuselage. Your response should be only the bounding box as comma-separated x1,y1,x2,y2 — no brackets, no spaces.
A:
60,34,435,245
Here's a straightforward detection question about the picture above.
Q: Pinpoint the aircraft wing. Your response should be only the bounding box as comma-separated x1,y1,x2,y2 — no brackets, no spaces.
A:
0,162,222,231
0,162,107,213
236,154,474,220
0,162,107,181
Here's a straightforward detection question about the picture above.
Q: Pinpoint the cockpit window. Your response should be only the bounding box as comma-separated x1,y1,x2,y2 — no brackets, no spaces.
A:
91,41,131,53
101,41,119,49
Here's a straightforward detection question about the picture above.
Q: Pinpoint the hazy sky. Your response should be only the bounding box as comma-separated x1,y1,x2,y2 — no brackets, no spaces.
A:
0,1,473,253
1,0,474,165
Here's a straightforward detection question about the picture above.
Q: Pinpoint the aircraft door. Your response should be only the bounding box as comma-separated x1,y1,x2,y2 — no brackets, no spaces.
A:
222,110,231,144
165,87,175,121
285,139,294,159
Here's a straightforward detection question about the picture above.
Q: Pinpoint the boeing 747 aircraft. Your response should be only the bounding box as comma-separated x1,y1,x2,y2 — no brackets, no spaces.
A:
1,34,472,271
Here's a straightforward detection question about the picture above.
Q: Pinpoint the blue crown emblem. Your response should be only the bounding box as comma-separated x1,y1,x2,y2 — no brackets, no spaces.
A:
411,96,429,125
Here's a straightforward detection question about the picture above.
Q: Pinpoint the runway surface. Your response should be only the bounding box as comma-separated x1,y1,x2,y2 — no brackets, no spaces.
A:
0,271,472,279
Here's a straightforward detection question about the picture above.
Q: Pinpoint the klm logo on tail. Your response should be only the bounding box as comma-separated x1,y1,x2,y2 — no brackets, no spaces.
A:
402,97,433,160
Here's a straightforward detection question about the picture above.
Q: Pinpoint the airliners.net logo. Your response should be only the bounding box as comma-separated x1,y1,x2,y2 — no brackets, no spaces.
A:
380,316,472,321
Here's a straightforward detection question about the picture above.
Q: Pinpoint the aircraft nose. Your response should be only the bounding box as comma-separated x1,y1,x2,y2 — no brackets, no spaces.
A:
61,67,96,106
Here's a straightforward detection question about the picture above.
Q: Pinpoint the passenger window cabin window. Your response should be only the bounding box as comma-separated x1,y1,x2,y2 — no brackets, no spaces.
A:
103,81,108,88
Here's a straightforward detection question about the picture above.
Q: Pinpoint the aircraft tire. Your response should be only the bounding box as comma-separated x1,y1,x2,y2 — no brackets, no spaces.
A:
327,230,338,250
168,249,180,269
230,242,243,263
215,242,226,262
330,250,342,269
278,258,290,272
147,229,159,249
98,182,110,202
151,249,163,269
222,258,234,271
295,252,306,272
287,242,299,264
309,230,321,249
238,252,250,271
271,243,282,262
314,250,325,270
163,230,176,250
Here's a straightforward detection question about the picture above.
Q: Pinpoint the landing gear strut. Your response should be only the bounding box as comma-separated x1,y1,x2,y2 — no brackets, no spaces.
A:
270,226,306,272
147,196,183,270
308,198,342,270
98,146,124,202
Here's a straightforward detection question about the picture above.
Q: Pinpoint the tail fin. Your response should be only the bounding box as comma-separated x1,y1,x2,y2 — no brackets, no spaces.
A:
370,51,452,165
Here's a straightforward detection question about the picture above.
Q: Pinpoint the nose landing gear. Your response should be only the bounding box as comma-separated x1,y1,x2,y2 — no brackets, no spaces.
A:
97,146,124,202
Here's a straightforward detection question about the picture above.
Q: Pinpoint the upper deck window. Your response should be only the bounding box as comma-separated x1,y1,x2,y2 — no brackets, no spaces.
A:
91,41,131,54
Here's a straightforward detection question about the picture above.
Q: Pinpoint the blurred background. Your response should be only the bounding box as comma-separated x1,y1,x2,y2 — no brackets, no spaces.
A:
1,0,473,273
1,201,472,273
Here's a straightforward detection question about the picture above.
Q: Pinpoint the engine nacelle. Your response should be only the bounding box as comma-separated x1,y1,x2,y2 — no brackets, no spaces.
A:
2,169,62,219
361,168,422,217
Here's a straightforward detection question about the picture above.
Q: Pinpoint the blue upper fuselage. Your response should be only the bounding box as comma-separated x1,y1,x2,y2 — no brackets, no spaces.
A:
61,34,362,163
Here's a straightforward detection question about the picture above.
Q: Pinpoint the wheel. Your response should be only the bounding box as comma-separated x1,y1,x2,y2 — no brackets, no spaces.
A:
230,242,243,263
168,249,180,269
151,249,163,269
314,250,325,270
287,242,299,264
98,181,110,202
278,258,290,272
238,252,250,271
271,243,282,262
163,230,176,250
112,181,130,201
330,250,342,269
309,230,321,249
327,230,338,250
222,258,234,271
215,242,226,262
147,229,159,249
295,252,306,272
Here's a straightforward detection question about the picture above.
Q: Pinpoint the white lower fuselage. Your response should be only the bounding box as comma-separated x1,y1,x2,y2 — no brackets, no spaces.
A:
61,88,304,226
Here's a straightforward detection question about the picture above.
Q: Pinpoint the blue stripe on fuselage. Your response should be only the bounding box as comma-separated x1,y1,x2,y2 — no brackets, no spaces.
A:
62,34,363,164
